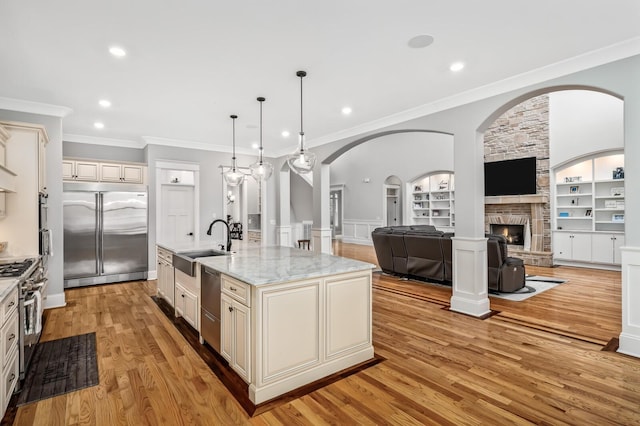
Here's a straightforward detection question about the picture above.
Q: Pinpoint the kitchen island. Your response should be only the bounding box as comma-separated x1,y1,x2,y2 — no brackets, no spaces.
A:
156,243,374,405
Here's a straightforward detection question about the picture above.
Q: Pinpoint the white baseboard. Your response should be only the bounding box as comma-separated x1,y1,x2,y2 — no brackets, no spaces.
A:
148,270,158,280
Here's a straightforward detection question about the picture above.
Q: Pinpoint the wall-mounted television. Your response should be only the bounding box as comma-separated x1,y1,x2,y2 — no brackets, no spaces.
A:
484,157,537,196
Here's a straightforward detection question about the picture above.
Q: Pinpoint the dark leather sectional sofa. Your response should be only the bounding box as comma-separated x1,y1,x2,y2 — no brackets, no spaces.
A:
372,225,526,293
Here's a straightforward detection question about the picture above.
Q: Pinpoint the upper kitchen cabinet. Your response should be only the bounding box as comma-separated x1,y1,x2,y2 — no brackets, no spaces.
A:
63,158,146,184
0,124,17,219
0,121,47,194
62,159,99,181
100,162,144,183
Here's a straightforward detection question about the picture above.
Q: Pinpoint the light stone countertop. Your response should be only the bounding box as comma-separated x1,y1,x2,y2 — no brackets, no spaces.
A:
0,278,18,300
197,246,374,286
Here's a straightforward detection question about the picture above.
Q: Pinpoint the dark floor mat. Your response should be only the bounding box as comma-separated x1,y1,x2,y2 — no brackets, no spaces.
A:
18,332,99,406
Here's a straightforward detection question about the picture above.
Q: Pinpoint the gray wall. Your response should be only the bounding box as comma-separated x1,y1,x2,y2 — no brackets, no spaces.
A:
64,141,146,163
0,109,64,308
289,172,313,223
328,131,453,222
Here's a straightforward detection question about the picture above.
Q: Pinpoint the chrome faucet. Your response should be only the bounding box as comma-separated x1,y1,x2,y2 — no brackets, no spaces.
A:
206,219,232,252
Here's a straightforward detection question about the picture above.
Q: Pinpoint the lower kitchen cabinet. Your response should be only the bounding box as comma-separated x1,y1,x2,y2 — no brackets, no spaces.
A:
0,286,19,417
157,247,175,307
175,282,198,329
221,293,251,382
174,269,199,332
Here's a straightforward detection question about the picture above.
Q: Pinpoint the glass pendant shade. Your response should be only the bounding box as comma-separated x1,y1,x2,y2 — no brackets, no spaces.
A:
287,136,316,174
288,70,315,175
250,155,274,182
250,97,273,182
223,114,245,186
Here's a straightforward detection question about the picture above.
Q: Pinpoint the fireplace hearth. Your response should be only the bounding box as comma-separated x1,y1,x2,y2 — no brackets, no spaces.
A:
490,224,525,245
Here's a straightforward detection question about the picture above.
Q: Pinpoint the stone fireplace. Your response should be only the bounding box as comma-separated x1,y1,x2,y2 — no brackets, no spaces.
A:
485,195,552,266
484,94,552,267
490,224,525,246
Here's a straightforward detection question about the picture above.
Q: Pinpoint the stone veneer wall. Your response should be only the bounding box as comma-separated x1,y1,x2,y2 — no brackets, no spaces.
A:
484,94,552,266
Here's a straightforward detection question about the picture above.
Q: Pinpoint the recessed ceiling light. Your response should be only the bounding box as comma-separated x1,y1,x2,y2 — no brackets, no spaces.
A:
94,122,105,129
281,130,290,138
109,46,127,57
450,61,465,72
251,142,259,149
99,99,111,108
342,107,352,115
408,34,434,49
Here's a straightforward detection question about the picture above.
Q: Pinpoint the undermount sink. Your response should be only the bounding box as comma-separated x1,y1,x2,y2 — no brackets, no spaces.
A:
172,249,229,277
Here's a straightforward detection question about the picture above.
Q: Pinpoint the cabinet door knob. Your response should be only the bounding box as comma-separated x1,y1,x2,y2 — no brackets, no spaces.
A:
228,306,233,312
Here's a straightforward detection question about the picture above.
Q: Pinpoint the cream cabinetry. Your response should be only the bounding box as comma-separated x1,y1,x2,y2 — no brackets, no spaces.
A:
0,122,48,255
212,267,373,405
174,269,199,331
156,247,175,307
62,159,99,181
221,275,251,382
1,287,19,417
553,152,625,267
63,158,145,184
100,162,144,183
409,172,455,230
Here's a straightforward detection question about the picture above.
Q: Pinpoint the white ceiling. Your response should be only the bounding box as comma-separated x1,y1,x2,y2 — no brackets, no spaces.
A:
1,1,639,156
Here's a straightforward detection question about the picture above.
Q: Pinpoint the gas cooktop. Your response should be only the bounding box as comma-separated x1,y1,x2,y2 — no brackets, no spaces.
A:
0,259,35,278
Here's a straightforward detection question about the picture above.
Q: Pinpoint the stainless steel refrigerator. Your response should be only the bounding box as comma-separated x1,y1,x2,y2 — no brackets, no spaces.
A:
63,183,148,288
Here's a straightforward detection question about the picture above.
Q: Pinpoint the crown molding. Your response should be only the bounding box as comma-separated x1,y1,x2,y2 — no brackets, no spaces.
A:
304,36,640,151
142,135,256,156
64,133,145,149
0,97,72,117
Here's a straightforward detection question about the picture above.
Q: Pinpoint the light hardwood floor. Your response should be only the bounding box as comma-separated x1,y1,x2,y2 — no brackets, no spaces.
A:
7,242,639,425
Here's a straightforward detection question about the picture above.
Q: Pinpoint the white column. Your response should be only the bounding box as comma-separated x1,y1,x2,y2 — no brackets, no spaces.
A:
278,168,291,247
618,90,640,358
450,237,491,316
277,226,292,247
312,163,332,254
450,129,491,317
619,247,640,357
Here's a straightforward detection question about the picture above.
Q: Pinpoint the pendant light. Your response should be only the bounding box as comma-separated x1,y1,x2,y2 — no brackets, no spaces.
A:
250,97,274,182
223,114,245,186
287,70,316,175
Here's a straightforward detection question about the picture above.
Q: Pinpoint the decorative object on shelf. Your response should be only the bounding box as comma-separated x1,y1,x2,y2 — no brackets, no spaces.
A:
571,198,578,205
414,185,422,192
171,177,180,183
438,180,448,190
287,70,316,175
605,200,617,208
612,213,624,223
433,210,440,216
585,209,592,217
613,167,624,179
250,97,274,182
610,187,624,197
564,176,582,183
616,200,625,209
569,185,579,194
559,212,570,217
223,115,245,186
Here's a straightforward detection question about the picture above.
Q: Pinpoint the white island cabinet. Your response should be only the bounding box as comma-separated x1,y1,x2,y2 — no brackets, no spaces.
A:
199,246,374,405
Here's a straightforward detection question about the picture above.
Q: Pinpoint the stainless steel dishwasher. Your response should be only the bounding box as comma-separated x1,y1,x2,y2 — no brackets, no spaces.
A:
200,265,221,353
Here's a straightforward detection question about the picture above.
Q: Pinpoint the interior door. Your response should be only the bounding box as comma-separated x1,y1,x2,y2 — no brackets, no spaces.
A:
330,190,342,237
63,191,98,279
161,185,195,244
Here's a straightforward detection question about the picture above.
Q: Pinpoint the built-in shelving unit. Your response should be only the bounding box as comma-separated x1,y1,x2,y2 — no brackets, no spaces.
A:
408,172,454,230
553,152,624,267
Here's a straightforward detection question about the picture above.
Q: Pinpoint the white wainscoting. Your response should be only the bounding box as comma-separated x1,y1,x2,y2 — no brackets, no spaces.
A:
342,220,384,246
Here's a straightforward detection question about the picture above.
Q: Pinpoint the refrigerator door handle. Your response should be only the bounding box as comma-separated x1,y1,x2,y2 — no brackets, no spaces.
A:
99,192,105,274
95,193,101,275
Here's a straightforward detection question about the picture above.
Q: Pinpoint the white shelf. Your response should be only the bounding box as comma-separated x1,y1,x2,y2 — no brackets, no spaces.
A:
409,172,454,229
557,193,592,198
557,217,592,220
